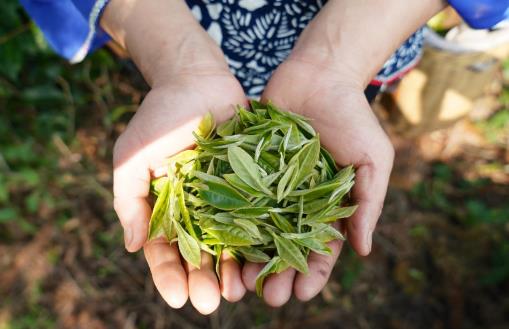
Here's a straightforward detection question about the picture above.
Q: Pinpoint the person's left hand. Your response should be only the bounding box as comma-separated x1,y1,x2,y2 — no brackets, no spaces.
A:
241,57,395,306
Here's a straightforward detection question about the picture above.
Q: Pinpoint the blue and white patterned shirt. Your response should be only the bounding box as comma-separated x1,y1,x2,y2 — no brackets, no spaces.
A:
20,0,509,97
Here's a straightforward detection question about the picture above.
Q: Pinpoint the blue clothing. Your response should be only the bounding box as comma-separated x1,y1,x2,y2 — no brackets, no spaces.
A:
19,0,110,62
449,0,509,29
185,1,425,95
20,0,509,96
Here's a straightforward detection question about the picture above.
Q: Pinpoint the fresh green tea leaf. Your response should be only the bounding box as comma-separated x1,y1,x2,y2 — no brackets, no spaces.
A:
175,221,201,269
223,173,265,197
231,207,270,218
233,218,263,240
228,146,273,195
198,179,251,210
273,234,308,274
238,246,271,263
293,237,331,256
289,137,321,189
148,178,170,239
270,212,294,233
277,162,297,202
205,223,259,246
255,256,284,296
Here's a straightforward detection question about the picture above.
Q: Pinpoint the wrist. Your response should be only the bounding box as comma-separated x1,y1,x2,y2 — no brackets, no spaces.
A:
289,0,445,88
101,0,228,87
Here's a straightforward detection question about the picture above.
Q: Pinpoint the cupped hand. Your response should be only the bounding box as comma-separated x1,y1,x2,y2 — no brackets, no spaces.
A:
113,67,248,314
242,59,395,306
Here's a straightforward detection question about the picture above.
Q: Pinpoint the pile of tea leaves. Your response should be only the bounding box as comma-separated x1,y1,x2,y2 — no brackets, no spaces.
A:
149,101,357,296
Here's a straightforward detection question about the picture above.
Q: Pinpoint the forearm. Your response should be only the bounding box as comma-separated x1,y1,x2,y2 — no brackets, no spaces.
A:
291,0,446,87
100,0,227,86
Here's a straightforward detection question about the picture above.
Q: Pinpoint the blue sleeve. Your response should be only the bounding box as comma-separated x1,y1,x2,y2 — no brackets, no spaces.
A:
449,0,509,29
19,0,111,63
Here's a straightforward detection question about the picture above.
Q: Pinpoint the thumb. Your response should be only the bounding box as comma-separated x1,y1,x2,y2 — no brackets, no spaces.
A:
113,136,152,252
347,144,394,256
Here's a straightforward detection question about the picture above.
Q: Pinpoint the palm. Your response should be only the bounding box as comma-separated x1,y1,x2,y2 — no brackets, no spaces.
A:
241,60,394,305
113,71,248,314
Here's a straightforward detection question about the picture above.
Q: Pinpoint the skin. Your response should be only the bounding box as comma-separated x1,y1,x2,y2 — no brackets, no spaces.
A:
245,0,446,304
102,0,445,313
102,0,248,314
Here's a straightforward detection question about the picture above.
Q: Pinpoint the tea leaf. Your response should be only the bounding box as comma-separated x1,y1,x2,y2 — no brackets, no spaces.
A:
231,207,270,218
217,117,236,137
277,162,297,202
255,135,266,162
262,170,282,186
184,192,207,207
270,212,294,233
195,112,215,139
312,224,346,242
282,197,331,214
280,225,327,240
328,180,355,203
197,174,251,210
200,242,217,255
297,195,304,232
289,137,321,189
175,220,201,269
223,173,265,197
205,223,259,246
233,218,262,240
215,244,223,279
320,147,338,176
250,99,266,110
255,256,287,296
176,179,197,239
194,171,230,185
213,212,234,224
288,180,343,200
237,105,258,125
273,233,308,274
228,145,272,195
259,151,280,171
148,178,170,239
304,205,358,224
150,176,169,196
238,246,271,263
279,124,292,154
293,237,331,256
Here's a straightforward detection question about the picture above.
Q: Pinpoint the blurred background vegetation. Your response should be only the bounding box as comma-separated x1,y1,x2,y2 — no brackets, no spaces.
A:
0,2,508,329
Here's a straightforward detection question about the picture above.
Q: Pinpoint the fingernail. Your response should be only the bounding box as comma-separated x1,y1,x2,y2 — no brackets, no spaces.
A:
366,230,373,253
124,226,133,250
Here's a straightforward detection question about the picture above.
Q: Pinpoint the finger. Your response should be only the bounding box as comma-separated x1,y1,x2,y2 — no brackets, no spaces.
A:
144,238,188,308
219,252,246,302
347,148,393,256
113,134,151,252
294,237,343,301
262,268,296,307
186,251,221,315
241,262,265,292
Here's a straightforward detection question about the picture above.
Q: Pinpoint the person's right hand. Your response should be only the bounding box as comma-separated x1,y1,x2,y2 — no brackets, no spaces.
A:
113,64,248,315
101,0,251,314
101,0,249,315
